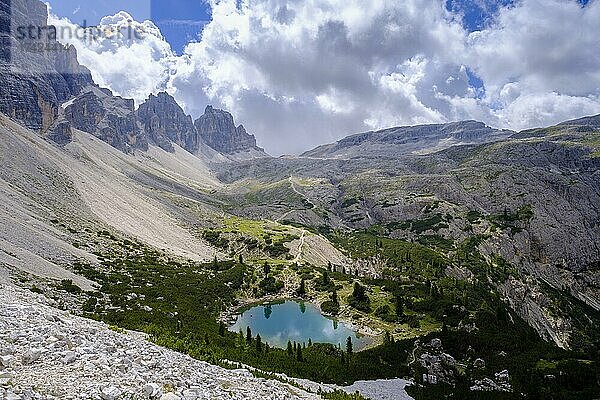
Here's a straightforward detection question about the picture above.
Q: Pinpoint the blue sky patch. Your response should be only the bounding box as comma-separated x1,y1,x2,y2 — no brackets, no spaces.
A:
47,0,211,54
150,0,211,53
445,0,514,32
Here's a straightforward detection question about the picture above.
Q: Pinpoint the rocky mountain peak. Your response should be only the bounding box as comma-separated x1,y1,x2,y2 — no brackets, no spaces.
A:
57,85,148,152
137,92,198,153
195,106,263,155
0,0,93,132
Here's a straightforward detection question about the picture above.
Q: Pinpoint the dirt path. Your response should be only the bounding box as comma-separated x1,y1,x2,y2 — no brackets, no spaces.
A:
408,340,420,367
276,209,294,222
293,230,307,263
276,175,316,222
289,176,316,209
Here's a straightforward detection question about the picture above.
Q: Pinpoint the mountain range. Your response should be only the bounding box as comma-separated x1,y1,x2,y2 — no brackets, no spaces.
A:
1,0,599,398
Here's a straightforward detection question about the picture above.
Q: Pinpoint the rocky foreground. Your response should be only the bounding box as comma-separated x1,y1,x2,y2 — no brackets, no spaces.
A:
0,279,317,400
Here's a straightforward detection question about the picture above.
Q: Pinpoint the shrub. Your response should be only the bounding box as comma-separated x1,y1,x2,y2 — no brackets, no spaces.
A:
59,279,82,294
321,300,340,315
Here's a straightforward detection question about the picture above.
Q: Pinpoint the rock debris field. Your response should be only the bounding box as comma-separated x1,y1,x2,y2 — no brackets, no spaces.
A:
0,280,317,400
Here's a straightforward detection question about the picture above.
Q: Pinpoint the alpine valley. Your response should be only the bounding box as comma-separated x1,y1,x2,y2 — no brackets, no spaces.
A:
0,1,598,399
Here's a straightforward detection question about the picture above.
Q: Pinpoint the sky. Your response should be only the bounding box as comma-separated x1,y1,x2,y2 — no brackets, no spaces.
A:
46,0,600,155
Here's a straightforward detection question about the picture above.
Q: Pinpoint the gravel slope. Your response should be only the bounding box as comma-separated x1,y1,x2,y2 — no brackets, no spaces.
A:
0,276,318,400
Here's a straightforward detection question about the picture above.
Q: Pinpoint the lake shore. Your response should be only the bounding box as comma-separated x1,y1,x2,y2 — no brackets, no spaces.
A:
220,295,383,351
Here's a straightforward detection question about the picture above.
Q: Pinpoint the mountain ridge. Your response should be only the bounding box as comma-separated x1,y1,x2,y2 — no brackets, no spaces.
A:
301,120,515,159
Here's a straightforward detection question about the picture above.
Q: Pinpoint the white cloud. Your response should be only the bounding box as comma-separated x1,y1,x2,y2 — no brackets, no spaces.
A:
50,0,600,154
175,0,470,153
467,0,600,128
49,11,178,104
498,92,600,131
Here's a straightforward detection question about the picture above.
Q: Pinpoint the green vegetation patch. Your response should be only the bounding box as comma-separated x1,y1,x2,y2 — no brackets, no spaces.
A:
387,213,449,234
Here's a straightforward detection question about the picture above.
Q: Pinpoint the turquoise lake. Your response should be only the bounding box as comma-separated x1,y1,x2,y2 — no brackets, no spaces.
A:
229,300,371,350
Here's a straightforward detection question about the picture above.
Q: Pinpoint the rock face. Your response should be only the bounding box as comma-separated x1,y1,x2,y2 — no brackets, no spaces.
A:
0,0,92,133
418,339,457,386
0,280,317,399
137,93,198,153
62,86,148,152
302,120,512,159
135,99,267,157
46,119,72,145
195,106,263,155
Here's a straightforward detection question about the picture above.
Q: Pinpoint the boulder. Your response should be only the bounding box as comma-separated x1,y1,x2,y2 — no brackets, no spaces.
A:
0,355,15,367
61,351,77,364
429,338,442,349
160,393,181,400
100,385,122,400
22,348,42,365
143,382,162,399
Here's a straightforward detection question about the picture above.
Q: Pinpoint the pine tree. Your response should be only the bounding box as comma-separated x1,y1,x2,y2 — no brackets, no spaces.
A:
322,270,330,286
297,278,306,296
287,341,293,356
263,262,271,276
255,334,262,353
351,282,367,301
246,326,252,343
331,290,338,305
219,321,226,337
384,331,392,346
346,336,353,357
296,345,303,362
395,295,404,320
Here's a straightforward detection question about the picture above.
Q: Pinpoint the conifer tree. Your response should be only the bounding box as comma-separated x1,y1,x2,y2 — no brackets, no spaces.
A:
297,278,306,296
255,334,262,353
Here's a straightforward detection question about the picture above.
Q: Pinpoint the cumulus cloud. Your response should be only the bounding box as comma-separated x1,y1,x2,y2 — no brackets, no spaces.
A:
467,0,600,129
49,11,178,104
50,0,600,154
